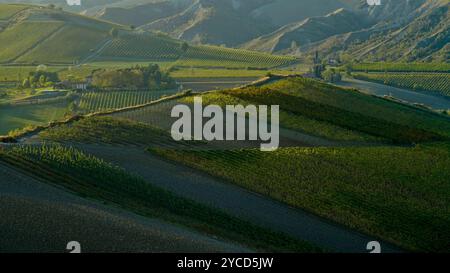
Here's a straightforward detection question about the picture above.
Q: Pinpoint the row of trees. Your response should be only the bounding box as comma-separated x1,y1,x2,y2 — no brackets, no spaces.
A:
22,71,59,88
91,64,176,90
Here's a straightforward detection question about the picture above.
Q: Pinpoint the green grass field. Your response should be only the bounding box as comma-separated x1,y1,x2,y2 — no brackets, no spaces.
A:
0,144,318,252
353,72,450,97
149,143,450,252
17,25,109,64
0,102,70,135
0,21,63,63
0,66,61,82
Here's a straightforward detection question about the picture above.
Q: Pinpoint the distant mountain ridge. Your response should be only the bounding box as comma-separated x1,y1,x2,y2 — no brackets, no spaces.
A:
244,0,449,62
242,8,372,54
0,0,448,62
100,0,359,46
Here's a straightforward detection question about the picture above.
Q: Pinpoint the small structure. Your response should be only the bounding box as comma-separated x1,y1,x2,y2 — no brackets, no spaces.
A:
54,76,92,91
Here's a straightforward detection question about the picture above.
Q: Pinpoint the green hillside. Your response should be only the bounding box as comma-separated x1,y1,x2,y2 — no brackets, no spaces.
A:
0,4,296,68
0,3,26,19
0,21,64,62
182,77,450,143
17,25,109,64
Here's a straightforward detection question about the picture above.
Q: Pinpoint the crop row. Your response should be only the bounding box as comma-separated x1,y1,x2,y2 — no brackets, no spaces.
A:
353,72,450,97
351,63,450,73
0,144,315,252
78,90,176,112
150,143,450,252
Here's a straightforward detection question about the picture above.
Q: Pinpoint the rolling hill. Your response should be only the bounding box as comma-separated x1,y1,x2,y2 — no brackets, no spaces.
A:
0,3,296,67
246,0,449,62
242,8,372,54
94,0,192,27
130,0,360,46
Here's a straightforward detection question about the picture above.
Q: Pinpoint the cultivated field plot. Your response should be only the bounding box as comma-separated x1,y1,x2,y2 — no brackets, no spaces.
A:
150,144,450,252
99,33,183,61
0,66,61,82
176,45,296,69
0,144,317,252
0,102,69,135
0,21,63,63
78,90,179,113
17,25,108,64
269,78,450,139
351,63,450,73
353,73,450,97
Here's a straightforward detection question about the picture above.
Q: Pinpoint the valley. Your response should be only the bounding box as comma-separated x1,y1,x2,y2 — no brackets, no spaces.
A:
0,1,449,255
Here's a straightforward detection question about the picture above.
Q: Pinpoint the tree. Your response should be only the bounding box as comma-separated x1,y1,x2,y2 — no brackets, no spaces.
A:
322,69,342,83
39,75,47,86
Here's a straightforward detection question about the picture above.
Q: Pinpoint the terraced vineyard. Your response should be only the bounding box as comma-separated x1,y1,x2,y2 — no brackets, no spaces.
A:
150,143,450,252
189,79,448,144
267,78,450,139
353,73,450,97
182,93,382,143
0,144,317,252
176,45,296,69
78,90,178,113
351,63,450,73
99,33,183,61
99,34,296,69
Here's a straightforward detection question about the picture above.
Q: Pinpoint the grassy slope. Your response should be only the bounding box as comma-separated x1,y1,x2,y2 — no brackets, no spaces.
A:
0,102,70,135
0,22,63,63
182,92,381,143
17,25,109,64
268,78,450,139
145,78,450,251
0,66,61,82
186,78,450,144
